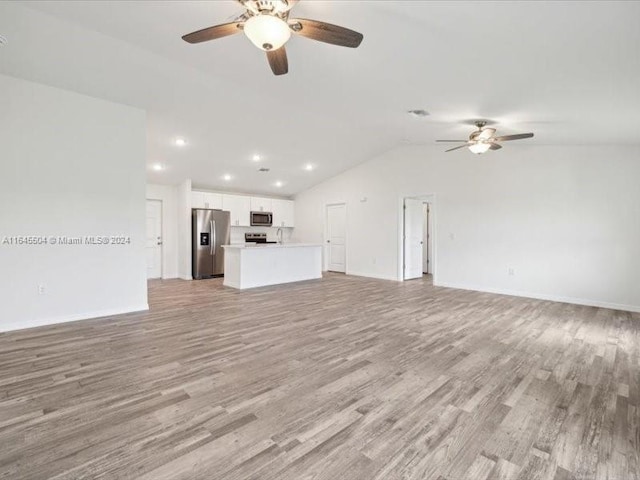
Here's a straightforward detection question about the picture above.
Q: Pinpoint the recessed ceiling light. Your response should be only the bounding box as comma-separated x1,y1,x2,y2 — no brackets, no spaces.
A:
304,163,315,171
252,154,262,162
175,138,187,147
223,174,232,181
0,35,8,47
407,109,430,118
275,181,283,188
152,164,164,171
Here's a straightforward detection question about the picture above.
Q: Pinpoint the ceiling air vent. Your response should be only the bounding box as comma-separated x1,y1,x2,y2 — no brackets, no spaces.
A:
0,35,8,47
407,109,429,118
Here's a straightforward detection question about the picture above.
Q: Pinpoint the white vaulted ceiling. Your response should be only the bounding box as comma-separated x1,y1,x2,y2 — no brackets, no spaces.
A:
1,1,639,196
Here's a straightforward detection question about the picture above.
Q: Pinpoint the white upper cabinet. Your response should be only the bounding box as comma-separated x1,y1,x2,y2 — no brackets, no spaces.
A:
250,197,272,212
272,199,295,228
191,191,205,209
192,191,222,210
222,194,251,227
203,192,223,209
194,191,292,228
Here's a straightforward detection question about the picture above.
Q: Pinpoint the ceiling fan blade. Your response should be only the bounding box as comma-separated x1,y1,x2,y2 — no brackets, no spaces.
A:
182,22,243,44
436,140,467,143
445,144,470,152
231,12,251,23
290,18,363,48
489,143,503,150
478,128,496,140
267,47,288,75
493,133,534,142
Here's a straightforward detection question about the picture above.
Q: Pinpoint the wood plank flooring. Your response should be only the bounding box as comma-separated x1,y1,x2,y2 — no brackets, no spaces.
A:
0,274,638,479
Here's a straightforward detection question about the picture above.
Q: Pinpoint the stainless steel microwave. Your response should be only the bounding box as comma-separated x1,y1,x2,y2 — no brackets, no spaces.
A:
250,211,273,227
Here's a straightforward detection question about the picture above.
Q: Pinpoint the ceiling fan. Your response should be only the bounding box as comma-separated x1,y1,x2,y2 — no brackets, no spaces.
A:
181,0,364,76
437,121,534,154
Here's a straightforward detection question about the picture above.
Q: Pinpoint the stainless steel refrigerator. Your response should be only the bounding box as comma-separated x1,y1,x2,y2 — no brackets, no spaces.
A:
192,209,231,279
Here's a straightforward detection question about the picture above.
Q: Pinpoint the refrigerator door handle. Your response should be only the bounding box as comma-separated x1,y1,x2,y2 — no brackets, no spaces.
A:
209,220,216,255
211,220,216,255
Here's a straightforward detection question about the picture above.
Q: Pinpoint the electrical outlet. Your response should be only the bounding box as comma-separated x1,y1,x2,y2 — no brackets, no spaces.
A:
38,284,46,295
508,268,515,276
449,233,456,240
372,257,377,265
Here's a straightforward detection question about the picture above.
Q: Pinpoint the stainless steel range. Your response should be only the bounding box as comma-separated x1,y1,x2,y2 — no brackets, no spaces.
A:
245,233,277,244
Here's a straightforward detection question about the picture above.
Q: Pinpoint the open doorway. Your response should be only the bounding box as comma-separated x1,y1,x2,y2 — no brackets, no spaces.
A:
400,195,435,283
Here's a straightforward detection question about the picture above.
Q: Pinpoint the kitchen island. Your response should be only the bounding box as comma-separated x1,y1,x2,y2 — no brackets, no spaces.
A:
222,243,322,289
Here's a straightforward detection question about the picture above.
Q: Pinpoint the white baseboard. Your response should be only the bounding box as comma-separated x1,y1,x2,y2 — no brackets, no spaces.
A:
435,281,640,313
346,270,400,282
179,275,193,281
0,304,150,333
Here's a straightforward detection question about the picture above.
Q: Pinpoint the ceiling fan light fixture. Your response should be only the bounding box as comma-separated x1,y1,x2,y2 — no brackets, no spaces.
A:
468,142,491,154
244,14,291,51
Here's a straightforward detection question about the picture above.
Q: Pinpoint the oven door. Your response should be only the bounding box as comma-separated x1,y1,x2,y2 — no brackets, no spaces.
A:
250,211,273,227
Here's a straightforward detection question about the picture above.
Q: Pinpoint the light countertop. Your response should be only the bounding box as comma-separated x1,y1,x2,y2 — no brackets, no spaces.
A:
222,243,322,249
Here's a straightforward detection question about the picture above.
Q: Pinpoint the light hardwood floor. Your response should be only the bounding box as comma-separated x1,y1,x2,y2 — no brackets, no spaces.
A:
0,274,638,479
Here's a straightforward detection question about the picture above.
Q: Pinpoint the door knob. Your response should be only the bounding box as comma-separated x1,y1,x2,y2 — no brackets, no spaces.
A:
157,242,163,245
327,240,330,243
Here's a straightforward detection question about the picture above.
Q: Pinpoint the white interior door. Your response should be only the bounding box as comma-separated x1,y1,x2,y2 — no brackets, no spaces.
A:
327,204,346,273
404,198,423,280
146,200,162,279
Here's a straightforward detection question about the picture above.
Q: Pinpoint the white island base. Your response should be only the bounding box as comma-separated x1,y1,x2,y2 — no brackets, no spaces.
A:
222,244,322,290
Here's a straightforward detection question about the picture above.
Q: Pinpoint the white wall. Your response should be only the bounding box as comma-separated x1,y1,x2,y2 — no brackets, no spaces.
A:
146,184,179,279
0,74,148,332
177,179,192,280
294,144,640,312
